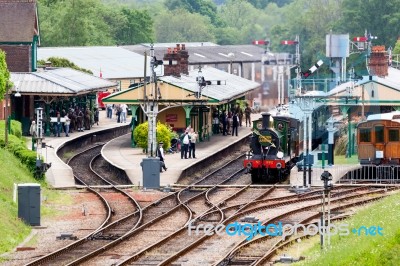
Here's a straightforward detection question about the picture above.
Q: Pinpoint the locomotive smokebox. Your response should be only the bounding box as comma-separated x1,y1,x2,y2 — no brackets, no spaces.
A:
262,113,271,129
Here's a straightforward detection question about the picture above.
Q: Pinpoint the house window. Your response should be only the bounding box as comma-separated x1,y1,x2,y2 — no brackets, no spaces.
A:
375,126,384,143
389,129,399,142
360,128,371,142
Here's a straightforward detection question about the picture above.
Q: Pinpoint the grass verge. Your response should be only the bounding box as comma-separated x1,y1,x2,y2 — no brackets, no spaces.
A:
0,148,72,256
293,192,400,266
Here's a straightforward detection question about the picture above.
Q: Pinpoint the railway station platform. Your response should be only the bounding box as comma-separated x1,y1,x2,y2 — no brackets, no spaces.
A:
30,110,257,188
27,110,128,188
28,110,361,189
101,122,254,187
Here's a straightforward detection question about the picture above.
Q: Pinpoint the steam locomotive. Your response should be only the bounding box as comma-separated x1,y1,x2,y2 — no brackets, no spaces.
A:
244,112,302,183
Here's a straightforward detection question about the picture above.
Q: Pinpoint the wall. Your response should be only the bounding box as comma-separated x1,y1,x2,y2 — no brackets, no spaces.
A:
0,45,31,72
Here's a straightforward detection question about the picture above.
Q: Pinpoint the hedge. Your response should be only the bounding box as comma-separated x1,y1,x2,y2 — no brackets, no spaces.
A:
0,120,40,179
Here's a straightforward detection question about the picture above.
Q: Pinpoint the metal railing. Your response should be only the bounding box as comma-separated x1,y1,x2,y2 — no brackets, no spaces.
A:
341,165,400,183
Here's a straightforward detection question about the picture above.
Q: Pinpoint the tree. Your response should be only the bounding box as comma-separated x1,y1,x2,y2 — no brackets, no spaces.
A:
38,0,115,46
133,121,173,151
217,0,268,44
0,50,12,101
113,7,154,45
393,38,400,54
164,0,219,25
154,9,216,43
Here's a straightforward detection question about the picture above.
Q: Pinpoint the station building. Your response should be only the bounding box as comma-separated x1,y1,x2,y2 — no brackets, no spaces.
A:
102,46,260,141
0,0,117,135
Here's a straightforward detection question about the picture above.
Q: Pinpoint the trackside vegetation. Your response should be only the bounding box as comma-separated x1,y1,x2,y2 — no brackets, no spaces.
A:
0,123,71,258
294,192,400,266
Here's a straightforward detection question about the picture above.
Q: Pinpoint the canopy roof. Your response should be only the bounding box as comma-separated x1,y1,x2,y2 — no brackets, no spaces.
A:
11,68,117,96
103,66,260,105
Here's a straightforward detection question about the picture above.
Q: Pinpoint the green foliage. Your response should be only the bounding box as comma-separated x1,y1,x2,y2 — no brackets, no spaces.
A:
393,39,400,54
164,0,219,25
338,0,400,48
296,192,400,266
0,50,12,101
155,9,216,43
133,121,173,151
9,120,22,139
0,147,68,255
37,57,93,74
37,0,154,46
0,148,32,255
0,121,40,179
114,7,154,45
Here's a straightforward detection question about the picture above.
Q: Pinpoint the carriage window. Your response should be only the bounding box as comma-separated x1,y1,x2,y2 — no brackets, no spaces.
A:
359,128,371,142
389,129,399,142
375,126,384,143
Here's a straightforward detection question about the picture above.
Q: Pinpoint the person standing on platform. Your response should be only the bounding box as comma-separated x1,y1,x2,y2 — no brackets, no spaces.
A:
55,112,61,137
236,104,243,127
189,129,198,159
232,113,239,136
64,113,70,137
221,110,227,135
181,130,191,159
94,107,99,126
77,108,84,132
121,103,128,123
116,105,122,123
30,120,37,138
107,104,113,119
157,142,167,172
245,104,252,127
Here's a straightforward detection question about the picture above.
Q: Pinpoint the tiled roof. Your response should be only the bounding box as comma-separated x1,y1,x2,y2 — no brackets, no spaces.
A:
0,0,39,42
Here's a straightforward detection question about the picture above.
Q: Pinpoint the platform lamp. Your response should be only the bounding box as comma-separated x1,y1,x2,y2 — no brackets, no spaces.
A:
4,85,21,146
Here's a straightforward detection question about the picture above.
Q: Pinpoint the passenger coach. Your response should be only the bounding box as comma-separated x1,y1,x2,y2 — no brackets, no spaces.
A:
357,111,400,165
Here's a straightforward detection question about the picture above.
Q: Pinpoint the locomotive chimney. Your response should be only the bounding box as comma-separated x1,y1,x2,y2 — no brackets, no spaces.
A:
262,113,271,129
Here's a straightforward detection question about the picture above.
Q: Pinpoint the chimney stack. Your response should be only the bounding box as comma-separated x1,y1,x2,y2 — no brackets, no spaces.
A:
163,44,189,77
369,45,388,77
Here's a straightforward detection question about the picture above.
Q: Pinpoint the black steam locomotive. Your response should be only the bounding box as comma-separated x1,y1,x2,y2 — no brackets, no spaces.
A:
244,112,302,183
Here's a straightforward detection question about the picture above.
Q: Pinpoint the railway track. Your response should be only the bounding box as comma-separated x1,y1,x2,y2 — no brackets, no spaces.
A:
20,140,400,266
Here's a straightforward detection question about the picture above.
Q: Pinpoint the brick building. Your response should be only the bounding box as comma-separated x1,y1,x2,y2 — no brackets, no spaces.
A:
0,0,40,120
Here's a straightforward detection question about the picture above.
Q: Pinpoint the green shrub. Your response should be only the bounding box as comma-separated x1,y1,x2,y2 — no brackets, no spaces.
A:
0,120,39,179
133,121,173,151
10,120,22,138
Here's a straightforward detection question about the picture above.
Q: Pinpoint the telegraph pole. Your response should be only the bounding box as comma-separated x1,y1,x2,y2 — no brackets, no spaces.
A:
145,44,163,156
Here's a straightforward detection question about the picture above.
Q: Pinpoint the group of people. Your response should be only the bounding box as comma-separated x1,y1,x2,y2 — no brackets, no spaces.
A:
211,104,252,136
156,127,198,173
180,128,198,159
29,106,100,138
106,104,129,123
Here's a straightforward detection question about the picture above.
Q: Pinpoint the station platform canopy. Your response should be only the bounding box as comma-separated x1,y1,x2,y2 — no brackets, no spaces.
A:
102,66,260,106
10,67,117,96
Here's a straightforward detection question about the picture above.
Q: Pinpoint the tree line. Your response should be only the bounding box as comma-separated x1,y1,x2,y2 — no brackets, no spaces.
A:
37,0,400,69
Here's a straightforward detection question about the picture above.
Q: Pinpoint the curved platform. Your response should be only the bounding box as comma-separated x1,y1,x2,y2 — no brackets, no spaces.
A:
28,111,129,188
101,125,254,187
